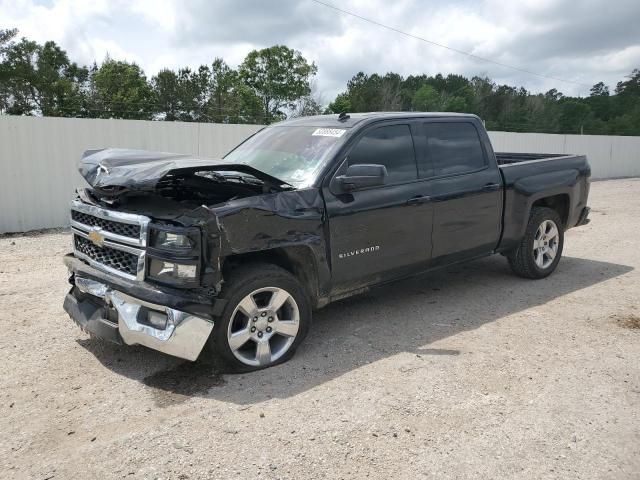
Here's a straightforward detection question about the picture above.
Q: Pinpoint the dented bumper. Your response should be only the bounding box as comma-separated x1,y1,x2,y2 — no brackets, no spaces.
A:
63,255,216,361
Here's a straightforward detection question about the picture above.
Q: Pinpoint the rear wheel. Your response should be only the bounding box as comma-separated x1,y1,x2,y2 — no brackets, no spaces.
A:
205,263,311,372
508,207,564,279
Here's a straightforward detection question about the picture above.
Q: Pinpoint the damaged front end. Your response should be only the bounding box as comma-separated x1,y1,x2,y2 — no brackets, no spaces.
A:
64,148,327,361
63,272,214,361
65,189,222,361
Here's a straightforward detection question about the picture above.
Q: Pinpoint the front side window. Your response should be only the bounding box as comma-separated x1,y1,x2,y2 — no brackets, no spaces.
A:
423,122,486,177
348,124,417,184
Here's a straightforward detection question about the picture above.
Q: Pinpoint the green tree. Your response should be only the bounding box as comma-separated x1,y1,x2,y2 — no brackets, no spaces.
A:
0,28,18,113
412,84,440,111
557,100,592,134
181,66,212,121
81,62,100,118
590,82,609,97
291,95,322,117
587,81,611,121
345,72,383,112
151,66,213,122
207,58,234,121
615,69,640,96
292,81,324,118
151,60,263,123
0,35,87,116
379,72,403,110
0,28,16,45
2,38,41,114
3,29,640,135
239,45,317,123
442,95,468,112
325,93,351,114
443,74,469,92
207,58,262,123
400,74,428,110
37,41,88,116
152,68,181,121
93,59,152,119
468,76,495,118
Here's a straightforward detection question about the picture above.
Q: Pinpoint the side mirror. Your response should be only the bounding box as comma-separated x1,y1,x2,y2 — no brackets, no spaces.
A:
335,164,387,192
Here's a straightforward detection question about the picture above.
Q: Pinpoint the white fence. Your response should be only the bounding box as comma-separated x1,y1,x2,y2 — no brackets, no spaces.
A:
488,131,640,179
0,116,261,233
0,116,638,233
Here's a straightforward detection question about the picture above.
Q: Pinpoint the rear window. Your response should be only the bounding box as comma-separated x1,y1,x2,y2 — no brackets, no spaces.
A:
422,123,486,177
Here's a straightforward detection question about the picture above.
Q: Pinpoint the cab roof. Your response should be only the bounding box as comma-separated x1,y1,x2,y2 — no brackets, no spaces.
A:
274,112,480,128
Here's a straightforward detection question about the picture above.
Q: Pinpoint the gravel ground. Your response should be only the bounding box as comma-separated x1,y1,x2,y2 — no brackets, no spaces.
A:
1,178,639,480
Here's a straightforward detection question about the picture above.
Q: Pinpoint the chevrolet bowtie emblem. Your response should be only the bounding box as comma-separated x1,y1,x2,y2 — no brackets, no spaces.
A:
88,229,105,247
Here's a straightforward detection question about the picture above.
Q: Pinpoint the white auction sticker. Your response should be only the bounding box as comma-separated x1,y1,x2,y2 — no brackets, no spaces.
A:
312,128,346,137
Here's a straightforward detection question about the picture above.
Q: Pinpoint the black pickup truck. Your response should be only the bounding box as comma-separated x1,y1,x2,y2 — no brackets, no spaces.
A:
63,112,591,371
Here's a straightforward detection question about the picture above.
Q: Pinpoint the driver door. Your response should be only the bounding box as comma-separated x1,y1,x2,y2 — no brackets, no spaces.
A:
322,122,433,295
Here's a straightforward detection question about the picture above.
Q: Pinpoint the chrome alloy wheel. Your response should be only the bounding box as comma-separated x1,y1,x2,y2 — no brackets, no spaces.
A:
533,219,559,269
226,287,300,367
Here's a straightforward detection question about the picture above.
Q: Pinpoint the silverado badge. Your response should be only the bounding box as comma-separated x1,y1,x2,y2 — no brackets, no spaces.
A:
88,229,105,247
338,245,380,259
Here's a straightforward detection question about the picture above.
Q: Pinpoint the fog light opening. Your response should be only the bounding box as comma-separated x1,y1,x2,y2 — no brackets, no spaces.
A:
146,310,168,330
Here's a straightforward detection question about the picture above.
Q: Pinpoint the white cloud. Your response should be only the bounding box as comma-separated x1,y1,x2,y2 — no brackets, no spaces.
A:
1,0,638,100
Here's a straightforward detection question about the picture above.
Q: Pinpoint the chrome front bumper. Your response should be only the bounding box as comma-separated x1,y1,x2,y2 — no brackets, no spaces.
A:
64,276,214,361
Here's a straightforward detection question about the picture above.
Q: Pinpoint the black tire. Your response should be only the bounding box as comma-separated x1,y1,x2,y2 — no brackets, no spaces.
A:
507,207,564,279
203,263,312,373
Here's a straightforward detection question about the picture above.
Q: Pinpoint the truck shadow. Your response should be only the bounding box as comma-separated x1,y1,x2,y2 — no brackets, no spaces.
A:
78,255,632,407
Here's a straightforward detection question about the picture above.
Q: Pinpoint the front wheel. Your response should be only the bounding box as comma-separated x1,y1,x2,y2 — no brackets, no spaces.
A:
508,207,564,279
205,263,312,372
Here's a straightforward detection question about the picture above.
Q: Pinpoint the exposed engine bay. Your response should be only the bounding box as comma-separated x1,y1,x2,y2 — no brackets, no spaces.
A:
78,148,296,223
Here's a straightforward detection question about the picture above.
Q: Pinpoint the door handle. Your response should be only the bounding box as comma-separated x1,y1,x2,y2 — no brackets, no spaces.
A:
482,183,500,192
406,195,431,206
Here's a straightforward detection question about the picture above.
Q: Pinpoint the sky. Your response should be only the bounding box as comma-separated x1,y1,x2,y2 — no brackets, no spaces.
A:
2,0,639,103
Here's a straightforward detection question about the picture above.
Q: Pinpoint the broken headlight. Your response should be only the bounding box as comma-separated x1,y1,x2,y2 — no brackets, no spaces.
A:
146,225,201,287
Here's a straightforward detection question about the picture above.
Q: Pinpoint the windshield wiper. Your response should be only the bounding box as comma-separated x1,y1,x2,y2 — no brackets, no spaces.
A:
195,170,293,190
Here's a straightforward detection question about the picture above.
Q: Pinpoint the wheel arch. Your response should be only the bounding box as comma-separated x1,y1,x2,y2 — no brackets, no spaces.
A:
530,193,571,228
221,246,323,307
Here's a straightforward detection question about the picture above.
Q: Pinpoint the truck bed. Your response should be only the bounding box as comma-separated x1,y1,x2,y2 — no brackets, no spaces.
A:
495,152,576,166
495,150,590,250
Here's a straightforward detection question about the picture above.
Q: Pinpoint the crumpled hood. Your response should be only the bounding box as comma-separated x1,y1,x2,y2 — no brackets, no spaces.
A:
79,148,291,191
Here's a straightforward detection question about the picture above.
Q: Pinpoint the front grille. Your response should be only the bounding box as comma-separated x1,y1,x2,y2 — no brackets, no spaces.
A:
71,210,140,239
74,235,138,277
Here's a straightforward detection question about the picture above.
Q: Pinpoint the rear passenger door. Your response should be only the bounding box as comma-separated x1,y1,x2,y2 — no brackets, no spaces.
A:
420,120,503,264
323,122,433,293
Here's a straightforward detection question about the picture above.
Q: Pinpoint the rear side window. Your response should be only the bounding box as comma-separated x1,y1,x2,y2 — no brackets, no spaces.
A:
348,124,417,184
422,122,486,177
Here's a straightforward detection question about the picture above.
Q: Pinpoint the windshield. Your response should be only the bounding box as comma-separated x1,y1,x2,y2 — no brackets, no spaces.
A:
224,126,347,188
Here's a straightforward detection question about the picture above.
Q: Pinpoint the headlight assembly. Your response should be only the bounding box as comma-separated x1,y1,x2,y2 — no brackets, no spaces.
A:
146,225,201,287
153,231,193,249
147,258,199,286
150,226,198,251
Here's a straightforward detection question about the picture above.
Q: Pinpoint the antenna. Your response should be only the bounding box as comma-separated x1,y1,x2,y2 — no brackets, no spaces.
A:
338,112,350,121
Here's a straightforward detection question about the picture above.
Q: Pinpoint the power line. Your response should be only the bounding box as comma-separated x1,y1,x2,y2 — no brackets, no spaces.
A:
310,0,592,90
